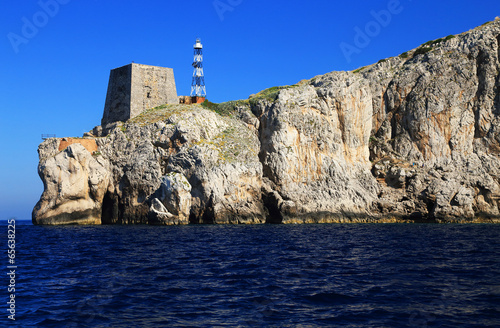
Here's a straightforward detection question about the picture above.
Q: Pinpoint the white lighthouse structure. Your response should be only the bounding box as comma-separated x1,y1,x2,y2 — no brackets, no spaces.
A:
190,38,206,102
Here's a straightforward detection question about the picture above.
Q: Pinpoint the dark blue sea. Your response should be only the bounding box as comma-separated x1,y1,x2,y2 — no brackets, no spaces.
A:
5,221,500,327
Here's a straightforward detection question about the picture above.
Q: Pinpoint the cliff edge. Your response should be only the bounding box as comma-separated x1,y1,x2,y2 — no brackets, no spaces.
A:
33,19,500,224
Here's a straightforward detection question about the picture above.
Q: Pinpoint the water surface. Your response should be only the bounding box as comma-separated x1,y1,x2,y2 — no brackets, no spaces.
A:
11,222,500,327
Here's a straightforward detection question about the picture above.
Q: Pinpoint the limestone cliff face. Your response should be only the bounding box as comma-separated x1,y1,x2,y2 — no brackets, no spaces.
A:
360,20,500,221
33,20,500,224
34,105,266,225
255,82,379,223
33,142,110,225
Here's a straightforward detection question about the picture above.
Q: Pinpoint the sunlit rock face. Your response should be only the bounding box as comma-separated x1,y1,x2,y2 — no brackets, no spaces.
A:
34,20,500,224
33,143,110,225
255,82,379,223
356,20,500,221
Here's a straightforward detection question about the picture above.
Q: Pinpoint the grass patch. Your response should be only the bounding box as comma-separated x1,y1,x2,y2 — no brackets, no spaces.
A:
128,104,197,125
353,66,366,74
377,58,387,64
201,99,224,113
399,52,409,59
202,84,300,116
419,35,454,49
193,118,258,164
411,34,455,59
250,85,299,102
202,99,250,117
422,39,441,47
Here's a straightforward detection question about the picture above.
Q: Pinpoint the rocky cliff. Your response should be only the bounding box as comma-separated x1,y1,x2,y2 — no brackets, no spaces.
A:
33,19,500,225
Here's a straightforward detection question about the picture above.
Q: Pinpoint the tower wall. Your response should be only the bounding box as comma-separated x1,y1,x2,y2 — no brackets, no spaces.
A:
102,64,132,126
102,63,177,126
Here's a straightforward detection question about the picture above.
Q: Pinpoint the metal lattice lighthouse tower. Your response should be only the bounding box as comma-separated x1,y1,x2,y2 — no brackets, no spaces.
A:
190,38,206,101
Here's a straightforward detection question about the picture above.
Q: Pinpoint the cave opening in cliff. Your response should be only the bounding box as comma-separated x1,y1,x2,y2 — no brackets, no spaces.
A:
101,192,116,225
201,193,216,224
263,192,284,224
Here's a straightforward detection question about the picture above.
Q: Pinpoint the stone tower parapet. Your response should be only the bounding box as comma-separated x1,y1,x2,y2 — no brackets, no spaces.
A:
102,63,177,126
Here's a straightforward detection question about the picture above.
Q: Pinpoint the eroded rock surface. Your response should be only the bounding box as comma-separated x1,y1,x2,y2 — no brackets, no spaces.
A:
255,82,378,223
148,173,192,225
33,20,500,224
33,143,110,225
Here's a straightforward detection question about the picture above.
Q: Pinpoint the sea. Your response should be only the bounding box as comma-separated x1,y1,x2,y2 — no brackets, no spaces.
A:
4,220,500,327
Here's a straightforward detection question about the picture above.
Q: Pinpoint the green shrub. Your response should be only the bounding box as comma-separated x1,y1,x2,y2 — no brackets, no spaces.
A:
353,66,366,74
414,47,433,56
399,52,409,59
201,99,249,116
422,38,445,47
249,84,299,102
201,99,219,111
422,35,459,47
377,58,387,64
256,86,281,102
202,84,300,116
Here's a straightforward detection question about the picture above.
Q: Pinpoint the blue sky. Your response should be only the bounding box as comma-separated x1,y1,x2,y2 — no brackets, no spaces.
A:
1,0,499,221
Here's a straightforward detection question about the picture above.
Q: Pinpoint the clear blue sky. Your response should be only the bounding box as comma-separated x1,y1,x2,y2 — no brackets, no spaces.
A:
1,0,499,221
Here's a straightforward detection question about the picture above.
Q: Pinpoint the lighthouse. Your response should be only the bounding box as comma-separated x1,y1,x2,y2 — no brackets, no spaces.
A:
190,38,206,103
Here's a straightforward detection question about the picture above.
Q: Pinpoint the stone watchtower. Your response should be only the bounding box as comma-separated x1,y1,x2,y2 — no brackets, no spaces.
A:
101,63,177,126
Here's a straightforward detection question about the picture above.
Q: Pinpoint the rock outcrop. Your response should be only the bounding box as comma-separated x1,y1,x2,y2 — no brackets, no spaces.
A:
255,82,379,223
148,172,192,225
33,19,500,224
33,143,110,225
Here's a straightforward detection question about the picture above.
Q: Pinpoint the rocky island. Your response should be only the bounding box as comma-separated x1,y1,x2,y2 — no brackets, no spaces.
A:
33,19,500,225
